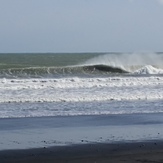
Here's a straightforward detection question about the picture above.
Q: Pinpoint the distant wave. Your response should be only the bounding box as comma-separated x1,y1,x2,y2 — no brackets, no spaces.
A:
0,64,128,78
83,64,163,75
0,64,163,78
82,52,163,75
0,52,163,78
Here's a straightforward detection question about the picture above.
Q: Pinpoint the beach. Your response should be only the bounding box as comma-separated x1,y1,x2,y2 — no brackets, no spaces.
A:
1,0,163,160
0,113,163,162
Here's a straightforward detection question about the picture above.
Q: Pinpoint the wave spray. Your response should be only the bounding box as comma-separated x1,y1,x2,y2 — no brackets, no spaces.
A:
83,52,163,74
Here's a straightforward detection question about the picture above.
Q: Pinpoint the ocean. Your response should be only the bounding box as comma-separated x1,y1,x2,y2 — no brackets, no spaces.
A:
0,52,163,118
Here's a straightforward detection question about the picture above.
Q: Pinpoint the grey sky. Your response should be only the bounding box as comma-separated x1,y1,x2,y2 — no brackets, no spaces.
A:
0,0,163,53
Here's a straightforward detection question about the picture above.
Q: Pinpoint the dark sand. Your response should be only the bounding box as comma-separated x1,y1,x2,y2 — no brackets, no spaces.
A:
1,141,163,163
1,113,163,162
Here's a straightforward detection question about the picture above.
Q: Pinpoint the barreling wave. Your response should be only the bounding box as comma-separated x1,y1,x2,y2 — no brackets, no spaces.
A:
0,64,163,78
0,52,163,78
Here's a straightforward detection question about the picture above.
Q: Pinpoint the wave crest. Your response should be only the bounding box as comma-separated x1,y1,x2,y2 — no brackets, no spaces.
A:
1,53,163,78
0,64,163,78
134,65,163,75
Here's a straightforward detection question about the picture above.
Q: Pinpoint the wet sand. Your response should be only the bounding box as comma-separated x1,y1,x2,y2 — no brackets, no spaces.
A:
1,113,163,162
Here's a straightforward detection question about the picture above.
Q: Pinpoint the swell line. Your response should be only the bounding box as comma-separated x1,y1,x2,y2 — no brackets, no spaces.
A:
0,64,128,78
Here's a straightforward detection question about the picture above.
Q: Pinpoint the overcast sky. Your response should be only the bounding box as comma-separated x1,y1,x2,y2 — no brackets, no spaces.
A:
0,0,163,53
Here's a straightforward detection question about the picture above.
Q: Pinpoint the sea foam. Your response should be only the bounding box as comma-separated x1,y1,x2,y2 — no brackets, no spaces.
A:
134,65,163,74
0,76,163,103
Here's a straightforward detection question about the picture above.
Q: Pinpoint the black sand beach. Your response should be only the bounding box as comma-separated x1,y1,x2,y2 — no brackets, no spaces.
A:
1,141,163,163
1,113,163,163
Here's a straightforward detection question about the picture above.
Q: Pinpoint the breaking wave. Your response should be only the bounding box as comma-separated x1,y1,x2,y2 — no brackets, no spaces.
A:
0,65,128,78
134,65,163,75
0,64,163,78
0,52,163,78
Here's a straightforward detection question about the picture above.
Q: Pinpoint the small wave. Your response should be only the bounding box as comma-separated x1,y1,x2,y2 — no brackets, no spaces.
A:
1,100,163,118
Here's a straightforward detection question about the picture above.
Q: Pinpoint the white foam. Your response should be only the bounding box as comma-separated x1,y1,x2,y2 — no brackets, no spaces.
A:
0,76,163,118
83,53,163,72
0,77,163,102
134,65,163,74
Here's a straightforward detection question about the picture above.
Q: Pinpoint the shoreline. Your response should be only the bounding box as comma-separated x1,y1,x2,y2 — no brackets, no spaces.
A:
1,113,163,150
1,113,163,162
1,141,163,163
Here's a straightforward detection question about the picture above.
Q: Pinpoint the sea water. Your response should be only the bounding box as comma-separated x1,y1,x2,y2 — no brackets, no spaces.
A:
0,52,163,118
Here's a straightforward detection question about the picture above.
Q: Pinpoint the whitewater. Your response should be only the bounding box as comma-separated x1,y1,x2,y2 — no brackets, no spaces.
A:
0,52,163,118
